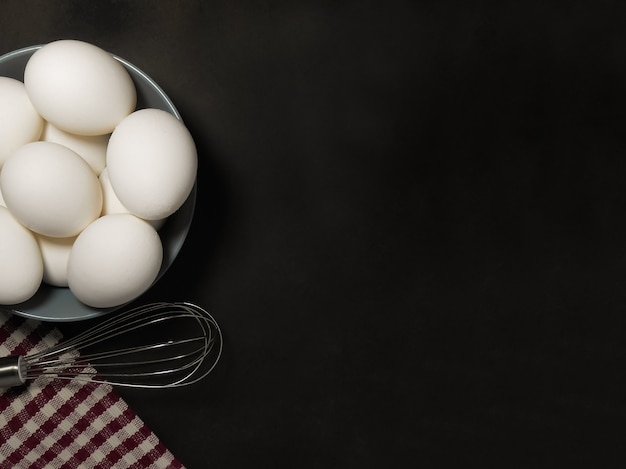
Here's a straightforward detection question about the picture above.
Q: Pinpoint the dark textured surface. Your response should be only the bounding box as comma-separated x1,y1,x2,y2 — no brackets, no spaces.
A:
4,1,626,467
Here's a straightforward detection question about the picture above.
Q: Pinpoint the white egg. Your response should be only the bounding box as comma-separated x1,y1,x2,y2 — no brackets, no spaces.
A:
36,234,76,287
0,76,44,169
67,214,163,308
0,206,43,304
106,108,197,220
1,141,102,238
99,167,165,230
24,39,136,136
0,185,5,207
41,121,108,175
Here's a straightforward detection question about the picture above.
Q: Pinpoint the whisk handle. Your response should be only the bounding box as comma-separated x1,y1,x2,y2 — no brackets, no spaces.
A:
0,356,26,387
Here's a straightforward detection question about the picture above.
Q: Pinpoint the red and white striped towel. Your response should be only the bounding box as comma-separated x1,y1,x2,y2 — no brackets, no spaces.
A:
0,310,184,468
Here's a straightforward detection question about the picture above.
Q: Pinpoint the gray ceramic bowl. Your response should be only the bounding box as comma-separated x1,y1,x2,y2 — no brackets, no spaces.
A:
0,45,196,321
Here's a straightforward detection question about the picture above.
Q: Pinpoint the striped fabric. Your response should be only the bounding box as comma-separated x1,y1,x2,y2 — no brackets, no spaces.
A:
0,310,184,468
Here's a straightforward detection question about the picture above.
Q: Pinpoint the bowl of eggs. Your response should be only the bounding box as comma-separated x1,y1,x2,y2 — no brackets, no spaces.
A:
0,40,197,321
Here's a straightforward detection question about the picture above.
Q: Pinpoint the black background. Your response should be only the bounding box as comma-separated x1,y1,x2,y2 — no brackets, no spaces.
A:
4,1,626,467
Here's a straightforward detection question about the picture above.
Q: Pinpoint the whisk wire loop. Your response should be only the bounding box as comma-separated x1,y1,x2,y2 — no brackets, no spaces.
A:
0,302,223,389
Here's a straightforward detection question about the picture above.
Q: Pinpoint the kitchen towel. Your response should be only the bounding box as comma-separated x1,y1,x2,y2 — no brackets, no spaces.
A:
0,310,184,468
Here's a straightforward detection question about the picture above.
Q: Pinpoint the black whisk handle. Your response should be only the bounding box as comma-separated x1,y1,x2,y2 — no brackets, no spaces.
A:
0,356,26,387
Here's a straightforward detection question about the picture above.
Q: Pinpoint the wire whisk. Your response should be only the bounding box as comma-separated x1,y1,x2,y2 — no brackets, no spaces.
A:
0,302,223,389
